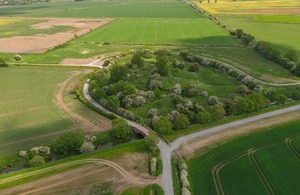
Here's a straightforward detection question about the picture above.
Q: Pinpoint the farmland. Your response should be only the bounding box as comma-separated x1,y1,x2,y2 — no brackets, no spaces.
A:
0,1,200,18
219,16,300,53
79,18,238,45
188,120,300,194
0,66,111,154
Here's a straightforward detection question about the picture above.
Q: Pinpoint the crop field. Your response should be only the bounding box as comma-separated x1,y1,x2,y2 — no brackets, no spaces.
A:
188,120,300,195
219,16,300,54
79,18,238,45
0,66,99,154
0,18,73,38
253,15,300,24
192,0,300,14
0,0,200,18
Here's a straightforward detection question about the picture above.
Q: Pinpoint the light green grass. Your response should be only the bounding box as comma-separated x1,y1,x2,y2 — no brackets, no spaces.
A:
79,18,238,45
188,119,300,194
219,16,300,54
253,15,300,24
0,18,73,38
0,1,201,18
0,66,89,154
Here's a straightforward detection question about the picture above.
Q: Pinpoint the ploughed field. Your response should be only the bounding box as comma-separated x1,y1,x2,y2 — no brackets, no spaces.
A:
188,120,300,195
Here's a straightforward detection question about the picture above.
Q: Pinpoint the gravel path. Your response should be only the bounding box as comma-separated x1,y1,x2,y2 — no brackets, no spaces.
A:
83,80,300,195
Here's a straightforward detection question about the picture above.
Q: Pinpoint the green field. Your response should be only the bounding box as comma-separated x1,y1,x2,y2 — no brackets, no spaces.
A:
219,16,300,53
79,18,238,45
188,120,300,195
0,66,90,154
253,15,300,24
0,1,200,18
0,18,73,38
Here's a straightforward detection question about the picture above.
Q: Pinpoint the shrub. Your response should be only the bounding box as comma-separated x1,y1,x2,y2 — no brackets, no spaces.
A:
210,103,225,120
14,54,22,61
172,84,182,95
106,96,120,111
173,113,190,130
183,84,200,97
201,91,208,97
189,63,199,72
284,50,298,63
109,65,129,83
153,116,173,135
50,132,84,158
196,111,212,124
80,141,95,153
208,96,219,105
111,118,133,140
131,52,144,67
103,59,110,66
134,95,146,107
19,151,27,157
0,58,8,67
147,108,159,118
150,157,157,176
28,155,45,167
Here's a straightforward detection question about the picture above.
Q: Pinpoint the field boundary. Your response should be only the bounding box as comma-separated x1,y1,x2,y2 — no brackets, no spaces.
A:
286,138,300,161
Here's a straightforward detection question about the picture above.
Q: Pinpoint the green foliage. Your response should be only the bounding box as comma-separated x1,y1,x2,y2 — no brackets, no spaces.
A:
0,153,25,173
131,52,144,67
109,65,129,83
236,29,244,38
196,111,212,124
173,113,190,130
209,104,225,121
106,96,120,111
276,95,288,104
0,58,8,67
50,132,84,158
153,116,173,135
144,184,164,195
28,155,45,167
230,93,266,115
156,55,169,76
111,118,132,140
144,132,159,152
284,50,298,63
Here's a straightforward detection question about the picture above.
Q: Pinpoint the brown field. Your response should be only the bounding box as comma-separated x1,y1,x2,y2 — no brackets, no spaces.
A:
0,18,113,53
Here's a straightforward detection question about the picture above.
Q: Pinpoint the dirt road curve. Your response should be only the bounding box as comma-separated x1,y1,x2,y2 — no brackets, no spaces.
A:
83,80,300,195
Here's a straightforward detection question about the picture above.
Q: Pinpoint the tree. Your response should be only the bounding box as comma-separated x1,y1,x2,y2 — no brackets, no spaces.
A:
0,58,8,67
80,142,95,153
208,96,219,105
276,95,288,104
173,113,190,130
106,95,120,111
210,104,225,121
109,65,129,83
153,116,173,134
294,65,300,77
196,111,212,124
28,155,45,167
236,29,244,39
50,132,84,158
131,52,144,67
156,55,169,76
284,50,298,63
144,132,159,152
111,118,132,140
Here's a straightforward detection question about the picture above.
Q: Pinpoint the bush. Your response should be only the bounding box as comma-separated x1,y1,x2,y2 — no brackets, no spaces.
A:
109,65,129,83
50,132,84,158
150,157,157,176
210,103,225,120
0,58,8,67
196,111,212,124
106,96,120,111
14,54,22,61
111,118,133,140
173,113,190,130
208,96,219,105
189,63,199,72
153,116,173,135
80,141,95,153
147,108,159,118
28,155,45,167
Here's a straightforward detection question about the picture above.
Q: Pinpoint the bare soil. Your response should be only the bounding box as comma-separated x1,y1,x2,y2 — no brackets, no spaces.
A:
0,153,158,195
177,109,300,159
0,18,113,53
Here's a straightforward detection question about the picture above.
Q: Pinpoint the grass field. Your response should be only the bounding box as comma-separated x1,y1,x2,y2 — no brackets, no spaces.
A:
0,18,73,38
0,66,97,154
253,15,300,24
0,0,200,18
79,18,238,45
192,0,300,14
188,119,300,195
219,16,300,54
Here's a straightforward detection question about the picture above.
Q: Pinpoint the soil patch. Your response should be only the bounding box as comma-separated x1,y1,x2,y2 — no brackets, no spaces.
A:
0,18,113,54
177,109,300,159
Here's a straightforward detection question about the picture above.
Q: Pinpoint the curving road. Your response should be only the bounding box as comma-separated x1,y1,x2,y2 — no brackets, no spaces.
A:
83,80,300,195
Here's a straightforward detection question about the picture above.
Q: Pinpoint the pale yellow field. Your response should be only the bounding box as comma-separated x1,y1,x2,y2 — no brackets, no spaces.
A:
0,18,19,26
191,0,300,14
